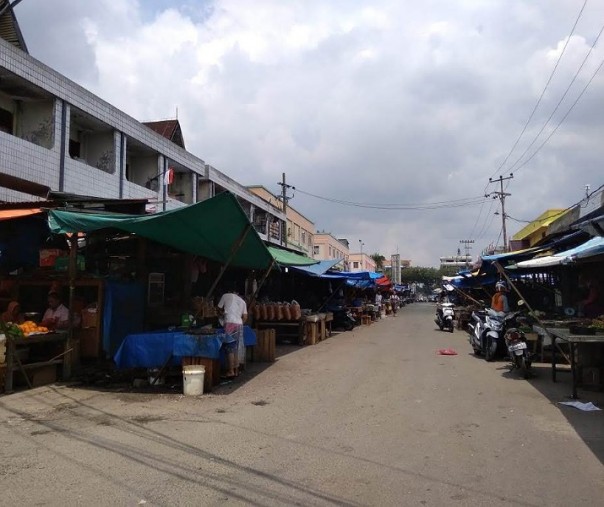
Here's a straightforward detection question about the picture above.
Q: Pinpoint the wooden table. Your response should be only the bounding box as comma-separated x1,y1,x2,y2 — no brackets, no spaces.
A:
541,327,604,399
4,332,71,393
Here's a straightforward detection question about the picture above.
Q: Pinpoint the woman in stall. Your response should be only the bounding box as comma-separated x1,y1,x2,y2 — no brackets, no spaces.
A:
1,300,24,324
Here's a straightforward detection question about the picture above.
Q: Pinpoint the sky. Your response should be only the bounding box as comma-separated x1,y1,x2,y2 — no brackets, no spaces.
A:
13,0,604,267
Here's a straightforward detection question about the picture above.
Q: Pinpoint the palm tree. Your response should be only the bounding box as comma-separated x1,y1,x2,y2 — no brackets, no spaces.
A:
370,253,386,272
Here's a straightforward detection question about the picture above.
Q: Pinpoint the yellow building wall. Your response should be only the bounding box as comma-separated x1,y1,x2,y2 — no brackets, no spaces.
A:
248,186,315,254
313,233,349,265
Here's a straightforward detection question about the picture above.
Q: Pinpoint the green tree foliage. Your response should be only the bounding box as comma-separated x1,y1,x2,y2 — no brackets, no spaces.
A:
370,253,386,271
401,266,456,288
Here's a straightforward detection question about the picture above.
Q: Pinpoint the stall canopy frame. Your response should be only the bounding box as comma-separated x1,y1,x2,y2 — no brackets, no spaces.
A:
47,192,274,270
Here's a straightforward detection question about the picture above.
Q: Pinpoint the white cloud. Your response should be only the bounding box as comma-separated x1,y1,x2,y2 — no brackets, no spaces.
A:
14,0,604,265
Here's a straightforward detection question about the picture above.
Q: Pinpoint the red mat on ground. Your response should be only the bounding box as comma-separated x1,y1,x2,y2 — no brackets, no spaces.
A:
437,348,458,355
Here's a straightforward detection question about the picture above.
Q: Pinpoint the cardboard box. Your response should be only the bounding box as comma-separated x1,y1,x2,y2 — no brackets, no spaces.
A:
81,307,98,328
39,249,65,267
31,365,57,387
76,327,100,359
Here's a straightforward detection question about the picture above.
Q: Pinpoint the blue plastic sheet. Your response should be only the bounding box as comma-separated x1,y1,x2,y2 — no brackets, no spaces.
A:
113,327,257,369
103,281,145,356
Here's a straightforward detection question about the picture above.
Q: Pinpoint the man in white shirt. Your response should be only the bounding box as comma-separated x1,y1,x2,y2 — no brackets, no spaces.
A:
41,291,70,330
217,287,248,378
375,292,383,317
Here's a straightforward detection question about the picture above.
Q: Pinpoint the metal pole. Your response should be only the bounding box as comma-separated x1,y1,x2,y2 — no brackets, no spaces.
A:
499,178,508,253
282,172,288,247
487,174,513,253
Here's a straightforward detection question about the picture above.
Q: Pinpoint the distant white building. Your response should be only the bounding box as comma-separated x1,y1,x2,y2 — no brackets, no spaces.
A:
439,255,473,271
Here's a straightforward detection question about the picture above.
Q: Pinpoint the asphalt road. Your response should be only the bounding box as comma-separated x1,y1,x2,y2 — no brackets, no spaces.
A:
1,303,603,506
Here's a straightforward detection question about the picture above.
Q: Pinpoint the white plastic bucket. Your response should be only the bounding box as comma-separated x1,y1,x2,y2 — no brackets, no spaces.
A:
182,365,205,396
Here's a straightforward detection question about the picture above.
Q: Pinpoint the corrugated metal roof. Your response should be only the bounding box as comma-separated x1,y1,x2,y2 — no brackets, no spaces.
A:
0,0,28,53
143,120,186,148
511,209,568,241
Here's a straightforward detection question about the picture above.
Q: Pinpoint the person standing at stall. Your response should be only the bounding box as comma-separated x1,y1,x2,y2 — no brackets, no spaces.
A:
41,291,71,330
217,286,248,378
578,275,603,318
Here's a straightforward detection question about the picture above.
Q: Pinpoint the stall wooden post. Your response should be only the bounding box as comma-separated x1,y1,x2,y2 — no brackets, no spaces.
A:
65,234,78,379
206,224,252,299
248,258,277,308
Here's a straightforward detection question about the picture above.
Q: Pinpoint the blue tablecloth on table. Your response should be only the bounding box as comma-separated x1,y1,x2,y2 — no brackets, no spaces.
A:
113,326,257,369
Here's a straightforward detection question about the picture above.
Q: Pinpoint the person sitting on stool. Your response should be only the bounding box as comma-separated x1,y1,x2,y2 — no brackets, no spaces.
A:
41,291,70,330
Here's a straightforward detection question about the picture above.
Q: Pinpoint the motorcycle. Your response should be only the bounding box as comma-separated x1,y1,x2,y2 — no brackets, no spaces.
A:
503,303,533,378
467,307,505,361
435,302,455,332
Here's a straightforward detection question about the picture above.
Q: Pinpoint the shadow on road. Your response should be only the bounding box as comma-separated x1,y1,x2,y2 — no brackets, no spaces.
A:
493,360,604,467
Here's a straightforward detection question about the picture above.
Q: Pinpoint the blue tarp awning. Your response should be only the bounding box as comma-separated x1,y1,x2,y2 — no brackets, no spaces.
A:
513,236,604,269
478,231,587,274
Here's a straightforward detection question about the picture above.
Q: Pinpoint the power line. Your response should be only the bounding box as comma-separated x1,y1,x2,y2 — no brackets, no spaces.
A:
508,20,604,174
292,187,488,210
475,198,498,240
490,0,589,179
512,55,604,173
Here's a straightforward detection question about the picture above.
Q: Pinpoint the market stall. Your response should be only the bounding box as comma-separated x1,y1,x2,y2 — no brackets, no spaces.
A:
536,326,604,399
48,192,276,388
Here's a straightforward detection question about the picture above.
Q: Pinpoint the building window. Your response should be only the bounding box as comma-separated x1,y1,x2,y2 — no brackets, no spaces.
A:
313,245,320,255
0,108,13,134
301,231,306,244
353,261,359,268
69,139,81,158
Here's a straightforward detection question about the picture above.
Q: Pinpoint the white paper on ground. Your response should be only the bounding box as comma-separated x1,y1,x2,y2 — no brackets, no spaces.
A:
559,401,601,411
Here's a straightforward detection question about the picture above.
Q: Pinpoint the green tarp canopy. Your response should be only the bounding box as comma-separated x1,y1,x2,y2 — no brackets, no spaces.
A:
268,246,318,266
48,192,274,270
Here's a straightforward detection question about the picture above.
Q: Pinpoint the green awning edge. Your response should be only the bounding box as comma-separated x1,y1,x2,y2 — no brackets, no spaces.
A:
48,192,274,270
268,246,319,266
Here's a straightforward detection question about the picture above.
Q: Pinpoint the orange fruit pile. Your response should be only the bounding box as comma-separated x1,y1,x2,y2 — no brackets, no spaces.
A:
18,321,49,336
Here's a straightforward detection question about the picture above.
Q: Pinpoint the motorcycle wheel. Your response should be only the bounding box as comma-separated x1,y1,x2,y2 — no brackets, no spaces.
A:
519,356,531,379
484,337,496,362
449,324,454,333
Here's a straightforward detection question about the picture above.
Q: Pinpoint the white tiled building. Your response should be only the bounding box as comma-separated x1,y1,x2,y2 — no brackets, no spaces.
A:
0,21,285,243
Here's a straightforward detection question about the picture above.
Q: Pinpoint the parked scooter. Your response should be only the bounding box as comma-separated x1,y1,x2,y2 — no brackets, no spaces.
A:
467,307,506,361
435,302,455,332
503,301,533,378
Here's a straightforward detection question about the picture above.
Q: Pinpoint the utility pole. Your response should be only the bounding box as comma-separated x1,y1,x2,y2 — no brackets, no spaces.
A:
459,239,474,269
277,172,292,247
487,174,513,252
